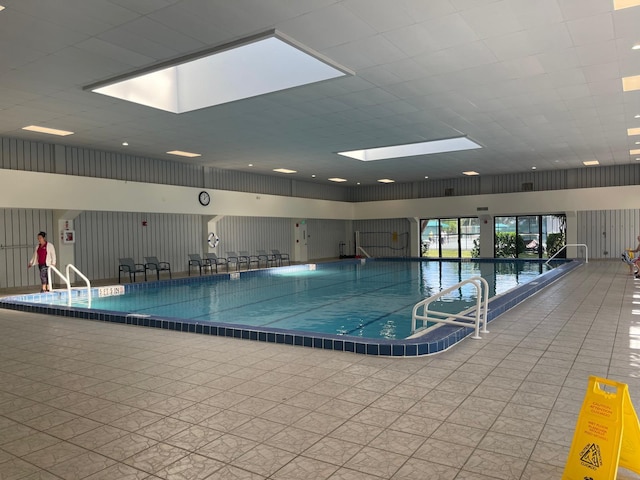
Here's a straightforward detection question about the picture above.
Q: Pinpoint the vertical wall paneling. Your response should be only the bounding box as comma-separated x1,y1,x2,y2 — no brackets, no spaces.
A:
214,216,292,259
352,218,411,257
576,209,640,260
73,211,202,281
0,209,53,288
306,219,348,260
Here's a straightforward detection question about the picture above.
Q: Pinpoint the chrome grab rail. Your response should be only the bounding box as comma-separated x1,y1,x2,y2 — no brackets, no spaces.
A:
47,264,91,307
411,276,489,340
545,243,588,265
357,246,371,258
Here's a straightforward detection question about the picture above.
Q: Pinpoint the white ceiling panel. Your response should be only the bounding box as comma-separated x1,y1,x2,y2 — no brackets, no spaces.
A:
0,0,639,185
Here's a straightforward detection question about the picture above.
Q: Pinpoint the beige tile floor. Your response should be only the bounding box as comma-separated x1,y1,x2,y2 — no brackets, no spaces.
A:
1,260,639,480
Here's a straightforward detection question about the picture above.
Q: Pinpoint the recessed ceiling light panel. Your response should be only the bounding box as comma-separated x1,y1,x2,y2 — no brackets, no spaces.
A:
273,168,297,174
88,31,351,114
582,160,599,166
338,136,481,161
377,179,395,183
328,178,347,182
631,149,640,155
462,171,479,176
22,125,74,136
628,127,640,136
167,150,201,157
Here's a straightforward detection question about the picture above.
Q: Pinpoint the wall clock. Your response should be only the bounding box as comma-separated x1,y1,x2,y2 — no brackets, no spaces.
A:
199,191,210,206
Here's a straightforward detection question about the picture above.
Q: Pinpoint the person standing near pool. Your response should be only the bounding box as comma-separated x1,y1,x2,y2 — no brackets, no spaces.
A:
27,231,56,292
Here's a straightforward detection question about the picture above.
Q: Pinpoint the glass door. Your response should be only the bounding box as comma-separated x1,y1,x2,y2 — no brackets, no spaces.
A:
518,216,540,258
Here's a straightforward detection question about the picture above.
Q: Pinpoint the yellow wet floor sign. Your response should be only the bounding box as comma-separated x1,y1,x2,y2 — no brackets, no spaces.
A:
563,376,640,479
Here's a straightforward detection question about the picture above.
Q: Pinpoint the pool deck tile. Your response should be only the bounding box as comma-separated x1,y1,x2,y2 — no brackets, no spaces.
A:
1,261,640,479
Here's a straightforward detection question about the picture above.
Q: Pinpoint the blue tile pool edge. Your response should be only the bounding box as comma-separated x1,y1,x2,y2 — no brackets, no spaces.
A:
0,258,582,357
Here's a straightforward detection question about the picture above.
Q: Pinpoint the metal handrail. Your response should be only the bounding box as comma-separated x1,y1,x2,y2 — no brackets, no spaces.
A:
411,276,489,340
358,246,371,258
47,266,71,305
545,243,588,265
47,264,91,307
66,264,92,308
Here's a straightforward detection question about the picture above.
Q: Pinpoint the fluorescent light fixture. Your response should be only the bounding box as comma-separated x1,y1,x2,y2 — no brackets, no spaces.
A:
338,136,481,161
628,127,640,136
167,150,201,157
631,149,640,155
87,30,351,114
463,171,479,175
614,0,640,9
273,168,297,174
122,142,128,146
377,179,395,183
635,114,640,118
328,177,347,182
424,176,429,179
633,44,640,50
0,6,5,11
622,75,640,92
583,160,599,166
531,166,537,170
22,125,74,136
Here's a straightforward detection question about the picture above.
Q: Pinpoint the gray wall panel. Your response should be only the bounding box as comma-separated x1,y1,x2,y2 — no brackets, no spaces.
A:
353,218,411,257
214,216,292,258
307,219,348,260
74,211,202,280
292,181,348,201
0,138,53,173
0,208,53,288
576,209,640,260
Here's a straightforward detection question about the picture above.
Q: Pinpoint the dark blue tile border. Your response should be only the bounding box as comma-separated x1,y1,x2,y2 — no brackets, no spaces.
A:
0,258,581,357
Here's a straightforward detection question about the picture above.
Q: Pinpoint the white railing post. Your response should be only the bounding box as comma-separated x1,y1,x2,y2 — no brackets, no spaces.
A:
66,264,92,308
47,264,91,307
410,275,489,340
545,243,588,265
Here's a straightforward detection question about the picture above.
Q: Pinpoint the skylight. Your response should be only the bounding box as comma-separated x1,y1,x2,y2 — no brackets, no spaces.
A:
87,31,351,114
337,137,481,161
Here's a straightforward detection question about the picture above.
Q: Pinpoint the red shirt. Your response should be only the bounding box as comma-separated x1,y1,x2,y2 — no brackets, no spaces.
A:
37,242,47,265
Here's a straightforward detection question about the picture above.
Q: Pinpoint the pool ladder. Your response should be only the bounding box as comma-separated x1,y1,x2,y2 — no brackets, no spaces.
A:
410,276,489,340
47,264,92,308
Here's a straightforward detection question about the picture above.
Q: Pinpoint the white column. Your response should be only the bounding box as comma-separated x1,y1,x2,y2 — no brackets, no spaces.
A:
478,214,494,258
52,210,82,282
407,217,420,257
203,215,224,254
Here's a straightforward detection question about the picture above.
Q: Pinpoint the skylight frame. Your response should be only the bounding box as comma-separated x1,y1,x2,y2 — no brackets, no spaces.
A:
85,29,353,114
337,136,482,162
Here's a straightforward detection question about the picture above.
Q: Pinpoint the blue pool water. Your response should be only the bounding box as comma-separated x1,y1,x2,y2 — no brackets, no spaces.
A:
49,259,554,340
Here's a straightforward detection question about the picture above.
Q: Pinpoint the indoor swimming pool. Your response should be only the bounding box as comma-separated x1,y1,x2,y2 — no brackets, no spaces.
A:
0,258,580,356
